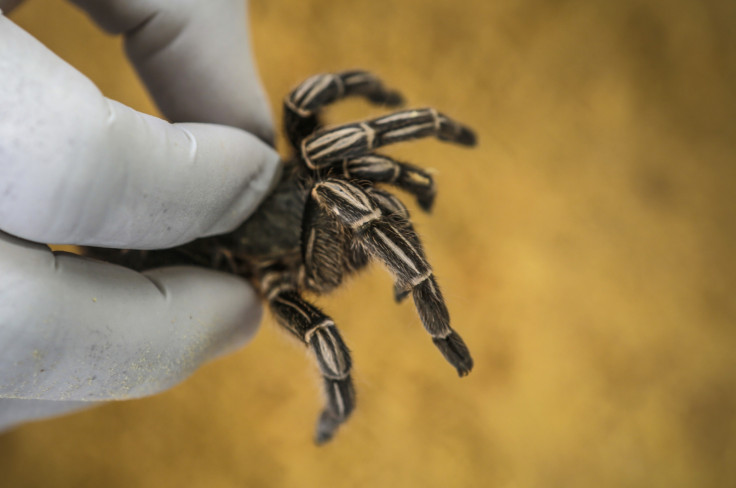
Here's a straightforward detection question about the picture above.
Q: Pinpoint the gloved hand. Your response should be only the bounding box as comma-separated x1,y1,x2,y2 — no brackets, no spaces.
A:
0,0,281,431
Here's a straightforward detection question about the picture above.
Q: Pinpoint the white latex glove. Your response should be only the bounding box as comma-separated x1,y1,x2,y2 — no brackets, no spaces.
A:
0,0,281,431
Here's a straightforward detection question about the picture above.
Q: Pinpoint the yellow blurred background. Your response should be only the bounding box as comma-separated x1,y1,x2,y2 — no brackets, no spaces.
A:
2,0,735,486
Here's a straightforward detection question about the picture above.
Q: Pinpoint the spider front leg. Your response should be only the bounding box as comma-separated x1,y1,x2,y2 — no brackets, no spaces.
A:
262,272,355,444
312,180,473,376
284,70,404,148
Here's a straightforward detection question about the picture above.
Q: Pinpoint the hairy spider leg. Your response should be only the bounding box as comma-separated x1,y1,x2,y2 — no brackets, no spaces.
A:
301,195,372,295
343,154,437,211
263,273,355,444
312,179,473,377
365,186,472,366
284,70,404,149
301,196,347,293
365,188,422,303
301,108,477,170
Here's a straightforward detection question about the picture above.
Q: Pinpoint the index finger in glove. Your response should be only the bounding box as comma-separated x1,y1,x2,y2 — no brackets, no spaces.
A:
0,15,281,249
70,0,275,144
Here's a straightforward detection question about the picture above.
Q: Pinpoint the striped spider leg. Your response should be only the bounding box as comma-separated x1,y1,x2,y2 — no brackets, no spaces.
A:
366,187,424,303
301,107,476,170
311,179,473,377
284,70,404,148
343,154,438,211
300,194,354,293
262,270,355,444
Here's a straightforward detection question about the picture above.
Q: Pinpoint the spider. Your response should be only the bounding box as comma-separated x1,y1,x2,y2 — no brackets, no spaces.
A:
89,70,476,443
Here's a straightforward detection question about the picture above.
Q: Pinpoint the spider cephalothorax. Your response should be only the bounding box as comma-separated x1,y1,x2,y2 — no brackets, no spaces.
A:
91,71,476,443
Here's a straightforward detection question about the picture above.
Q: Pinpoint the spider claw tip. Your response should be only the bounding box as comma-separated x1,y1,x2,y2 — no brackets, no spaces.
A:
385,90,405,107
314,407,348,445
314,431,334,445
417,195,435,212
394,286,411,303
456,359,474,377
370,90,405,107
433,331,474,377
457,126,477,147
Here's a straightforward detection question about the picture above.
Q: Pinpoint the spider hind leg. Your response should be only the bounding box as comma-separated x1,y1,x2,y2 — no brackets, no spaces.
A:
264,275,355,444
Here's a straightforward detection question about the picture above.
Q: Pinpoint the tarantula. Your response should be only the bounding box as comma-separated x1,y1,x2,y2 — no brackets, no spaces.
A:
90,71,476,443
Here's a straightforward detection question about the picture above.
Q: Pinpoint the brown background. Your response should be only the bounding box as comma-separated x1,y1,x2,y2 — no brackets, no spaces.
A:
2,0,735,486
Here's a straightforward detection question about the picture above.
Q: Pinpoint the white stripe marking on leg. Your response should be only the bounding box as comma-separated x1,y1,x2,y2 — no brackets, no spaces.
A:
293,74,325,104
305,228,316,272
273,296,312,321
382,122,436,141
333,382,346,416
305,319,334,343
410,270,433,287
349,158,396,177
374,228,420,274
301,74,336,108
310,131,366,161
374,109,429,125
319,181,373,212
284,96,312,116
315,329,349,379
429,107,441,130
343,72,375,86
360,122,375,149
350,208,381,230
306,127,362,152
